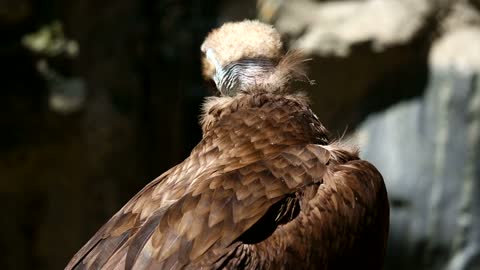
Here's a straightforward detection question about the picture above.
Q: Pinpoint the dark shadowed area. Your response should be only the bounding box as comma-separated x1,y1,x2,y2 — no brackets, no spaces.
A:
1,0,479,269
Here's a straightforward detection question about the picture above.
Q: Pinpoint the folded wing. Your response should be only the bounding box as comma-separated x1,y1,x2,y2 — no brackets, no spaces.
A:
65,144,330,270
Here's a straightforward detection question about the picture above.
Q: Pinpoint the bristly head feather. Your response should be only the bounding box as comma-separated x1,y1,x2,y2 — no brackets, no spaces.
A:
201,20,282,80
261,50,314,93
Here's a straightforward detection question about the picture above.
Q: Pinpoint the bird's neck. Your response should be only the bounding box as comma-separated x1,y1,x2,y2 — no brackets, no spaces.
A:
199,92,330,146
217,58,277,96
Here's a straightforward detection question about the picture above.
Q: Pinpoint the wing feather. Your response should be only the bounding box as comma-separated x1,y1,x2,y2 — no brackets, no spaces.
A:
66,143,329,269
274,157,389,269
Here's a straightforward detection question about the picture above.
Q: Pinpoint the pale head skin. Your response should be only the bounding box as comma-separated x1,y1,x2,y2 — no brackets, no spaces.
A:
201,20,284,92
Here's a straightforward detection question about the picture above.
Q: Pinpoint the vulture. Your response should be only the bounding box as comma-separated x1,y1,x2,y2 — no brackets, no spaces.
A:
65,20,389,270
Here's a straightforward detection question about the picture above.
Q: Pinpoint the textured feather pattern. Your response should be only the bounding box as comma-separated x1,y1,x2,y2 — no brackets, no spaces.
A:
65,91,388,270
213,50,312,96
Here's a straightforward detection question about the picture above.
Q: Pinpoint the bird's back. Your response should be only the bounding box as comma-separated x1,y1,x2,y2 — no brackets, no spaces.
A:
65,19,389,270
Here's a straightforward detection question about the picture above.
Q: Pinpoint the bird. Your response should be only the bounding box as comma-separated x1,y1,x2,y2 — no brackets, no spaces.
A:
65,20,389,270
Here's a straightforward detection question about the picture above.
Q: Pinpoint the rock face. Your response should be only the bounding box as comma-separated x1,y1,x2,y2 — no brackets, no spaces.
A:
265,0,480,269
357,36,480,269
273,0,433,56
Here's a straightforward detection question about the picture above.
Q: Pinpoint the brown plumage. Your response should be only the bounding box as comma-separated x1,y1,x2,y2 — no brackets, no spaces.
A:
65,20,389,270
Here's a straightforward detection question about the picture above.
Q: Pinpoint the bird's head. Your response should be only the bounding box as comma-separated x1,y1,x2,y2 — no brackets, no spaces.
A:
201,20,309,96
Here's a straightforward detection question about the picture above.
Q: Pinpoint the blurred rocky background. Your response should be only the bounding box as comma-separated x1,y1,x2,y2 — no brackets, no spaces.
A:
1,0,479,269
